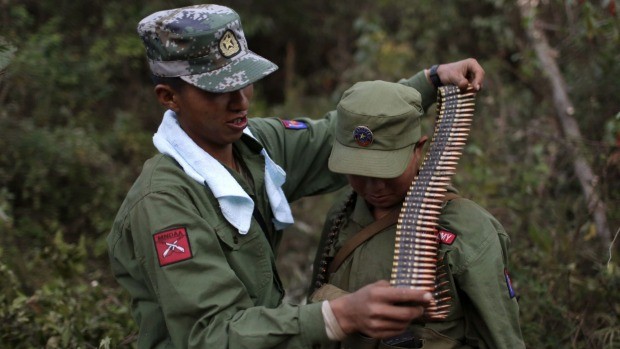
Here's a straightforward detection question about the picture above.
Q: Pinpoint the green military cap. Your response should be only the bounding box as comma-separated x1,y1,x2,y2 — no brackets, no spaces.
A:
329,80,423,178
137,4,278,93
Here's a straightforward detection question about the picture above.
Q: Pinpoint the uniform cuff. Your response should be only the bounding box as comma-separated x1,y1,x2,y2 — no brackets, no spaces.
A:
300,301,333,345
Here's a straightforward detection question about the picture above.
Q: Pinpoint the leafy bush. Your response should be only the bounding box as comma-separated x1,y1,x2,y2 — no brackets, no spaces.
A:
0,234,137,348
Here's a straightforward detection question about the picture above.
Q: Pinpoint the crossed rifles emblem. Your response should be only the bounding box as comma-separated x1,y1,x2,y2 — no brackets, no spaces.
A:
162,239,185,258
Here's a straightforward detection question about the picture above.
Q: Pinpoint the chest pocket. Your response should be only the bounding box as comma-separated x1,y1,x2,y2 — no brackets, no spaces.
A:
215,221,273,303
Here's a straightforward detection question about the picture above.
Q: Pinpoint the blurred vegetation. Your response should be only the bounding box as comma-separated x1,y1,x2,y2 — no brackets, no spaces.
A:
0,0,618,348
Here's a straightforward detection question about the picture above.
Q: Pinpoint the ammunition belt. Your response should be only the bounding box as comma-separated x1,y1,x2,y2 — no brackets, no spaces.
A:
390,85,476,320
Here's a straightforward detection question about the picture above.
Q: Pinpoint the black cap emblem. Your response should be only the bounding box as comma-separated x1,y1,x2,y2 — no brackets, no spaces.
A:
353,126,373,147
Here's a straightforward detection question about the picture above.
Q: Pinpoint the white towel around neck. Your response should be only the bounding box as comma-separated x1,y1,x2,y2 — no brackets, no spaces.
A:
152,110,294,234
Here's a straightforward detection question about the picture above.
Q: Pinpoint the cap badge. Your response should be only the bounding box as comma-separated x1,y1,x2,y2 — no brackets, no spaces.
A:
353,126,373,147
219,30,241,58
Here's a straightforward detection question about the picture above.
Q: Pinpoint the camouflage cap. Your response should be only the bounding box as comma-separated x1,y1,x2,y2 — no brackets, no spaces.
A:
329,80,423,178
137,4,278,93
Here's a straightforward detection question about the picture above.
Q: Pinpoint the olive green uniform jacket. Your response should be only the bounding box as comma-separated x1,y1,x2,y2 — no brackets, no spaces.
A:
311,189,525,349
107,72,435,349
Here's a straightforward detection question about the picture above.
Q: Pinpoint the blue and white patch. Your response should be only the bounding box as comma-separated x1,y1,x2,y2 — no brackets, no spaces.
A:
504,268,516,299
353,125,373,147
280,119,308,130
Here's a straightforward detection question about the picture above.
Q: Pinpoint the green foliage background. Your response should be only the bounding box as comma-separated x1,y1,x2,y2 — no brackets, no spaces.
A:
0,0,618,348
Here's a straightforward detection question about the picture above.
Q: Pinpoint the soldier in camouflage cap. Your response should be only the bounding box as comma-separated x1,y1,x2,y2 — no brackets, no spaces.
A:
137,4,278,92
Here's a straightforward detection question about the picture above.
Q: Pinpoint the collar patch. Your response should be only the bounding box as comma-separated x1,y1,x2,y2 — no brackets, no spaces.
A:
438,229,456,245
153,227,193,267
280,119,308,130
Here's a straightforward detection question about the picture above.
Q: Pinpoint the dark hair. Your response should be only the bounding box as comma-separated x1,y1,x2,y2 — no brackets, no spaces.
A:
150,74,187,92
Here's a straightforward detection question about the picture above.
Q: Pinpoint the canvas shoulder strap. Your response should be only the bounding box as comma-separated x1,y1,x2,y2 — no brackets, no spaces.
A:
327,193,461,275
327,208,400,275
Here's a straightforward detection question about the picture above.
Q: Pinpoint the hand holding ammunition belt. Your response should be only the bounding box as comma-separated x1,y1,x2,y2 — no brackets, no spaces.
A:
390,84,475,321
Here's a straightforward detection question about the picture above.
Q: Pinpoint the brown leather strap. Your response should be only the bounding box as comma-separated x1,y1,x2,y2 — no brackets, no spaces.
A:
328,208,400,275
327,193,461,276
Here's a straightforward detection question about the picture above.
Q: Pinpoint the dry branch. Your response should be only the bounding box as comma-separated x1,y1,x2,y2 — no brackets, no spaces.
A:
518,0,611,241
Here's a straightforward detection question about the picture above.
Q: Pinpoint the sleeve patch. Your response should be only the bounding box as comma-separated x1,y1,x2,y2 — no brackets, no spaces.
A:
438,229,457,245
153,227,193,267
279,119,308,130
504,268,516,299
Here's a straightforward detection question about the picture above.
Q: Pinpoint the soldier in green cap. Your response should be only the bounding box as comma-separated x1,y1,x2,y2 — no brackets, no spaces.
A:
107,4,488,349
309,81,525,348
